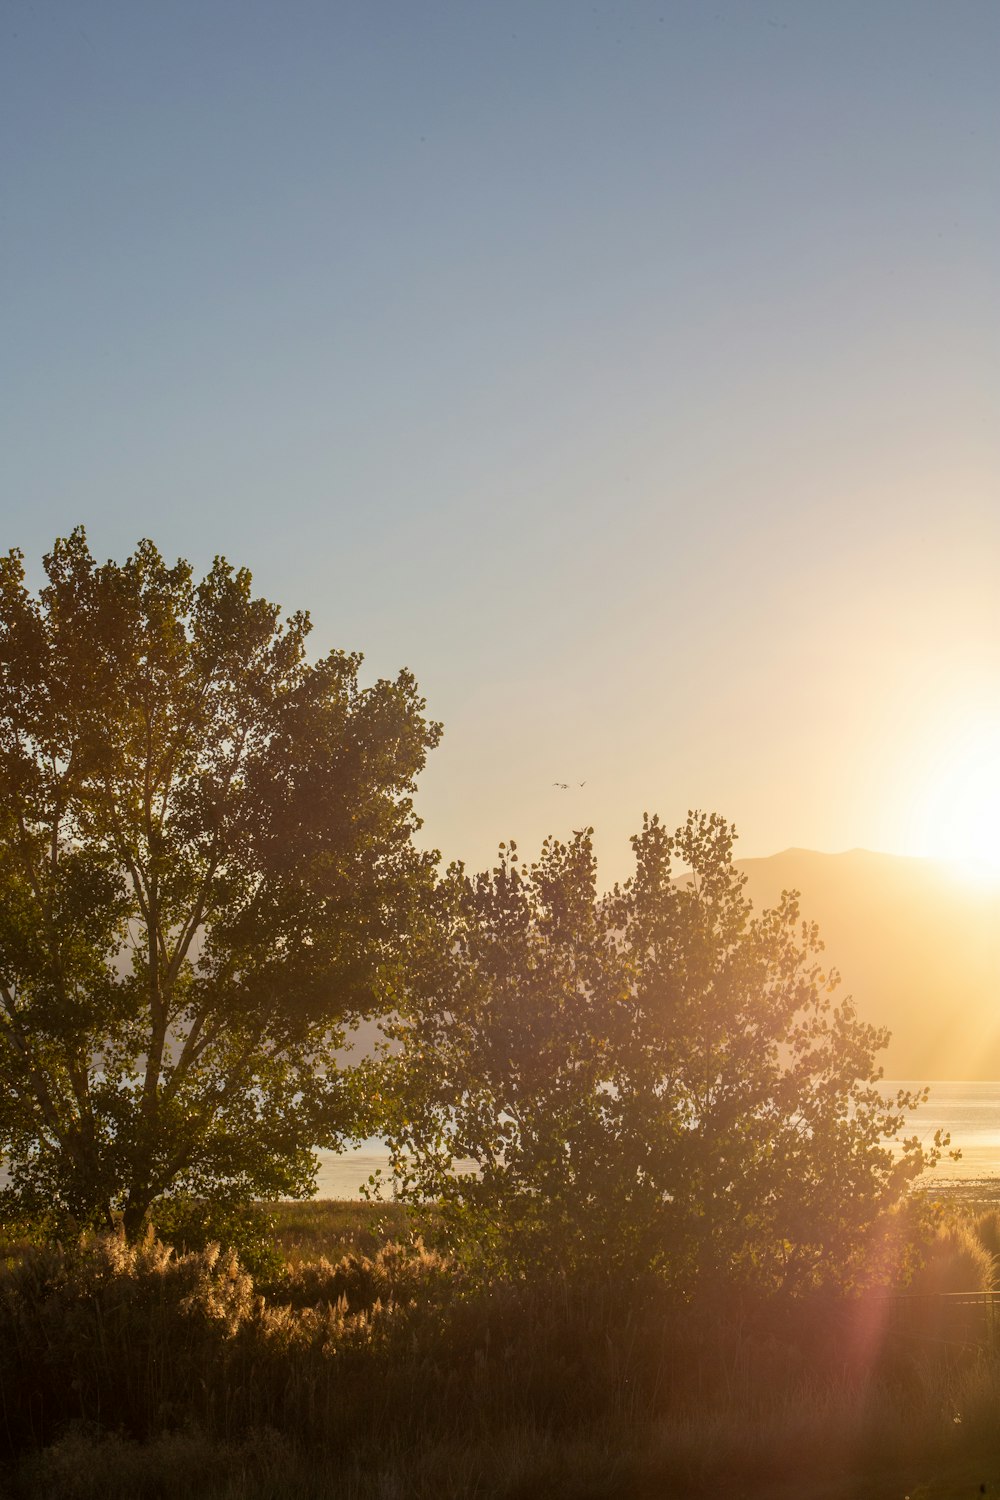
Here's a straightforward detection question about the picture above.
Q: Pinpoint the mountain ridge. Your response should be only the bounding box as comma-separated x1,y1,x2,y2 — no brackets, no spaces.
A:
734,847,1000,1081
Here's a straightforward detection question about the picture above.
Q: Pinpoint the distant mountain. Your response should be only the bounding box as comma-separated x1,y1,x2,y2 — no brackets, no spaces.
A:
735,849,1000,1081
342,848,1000,1081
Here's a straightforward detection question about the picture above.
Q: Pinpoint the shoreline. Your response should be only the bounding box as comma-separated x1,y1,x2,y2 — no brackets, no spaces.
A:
914,1174,1000,1203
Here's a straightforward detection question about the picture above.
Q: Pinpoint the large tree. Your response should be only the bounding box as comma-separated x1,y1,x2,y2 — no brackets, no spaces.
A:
386,813,945,1292
0,529,440,1231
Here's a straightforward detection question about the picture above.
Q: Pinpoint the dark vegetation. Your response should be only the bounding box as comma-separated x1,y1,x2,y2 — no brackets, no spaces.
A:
0,535,994,1497
3,1198,1000,1498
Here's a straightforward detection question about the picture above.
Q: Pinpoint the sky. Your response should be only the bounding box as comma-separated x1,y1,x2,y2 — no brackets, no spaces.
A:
2,0,998,885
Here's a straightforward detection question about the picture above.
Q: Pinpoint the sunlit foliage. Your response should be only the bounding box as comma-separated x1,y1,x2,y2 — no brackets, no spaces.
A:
386,812,941,1291
0,530,440,1230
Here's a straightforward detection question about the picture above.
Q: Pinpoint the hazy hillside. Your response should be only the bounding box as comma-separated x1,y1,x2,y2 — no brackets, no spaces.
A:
737,849,1000,1081
340,849,1000,1082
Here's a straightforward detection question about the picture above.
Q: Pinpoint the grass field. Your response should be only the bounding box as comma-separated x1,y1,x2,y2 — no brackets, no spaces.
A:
267,1198,435,1262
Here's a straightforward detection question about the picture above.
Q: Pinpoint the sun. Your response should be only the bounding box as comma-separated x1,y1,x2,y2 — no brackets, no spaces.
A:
910,723,1000,875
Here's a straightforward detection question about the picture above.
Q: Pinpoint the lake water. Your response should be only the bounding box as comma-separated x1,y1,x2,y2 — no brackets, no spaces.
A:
885,1079,1000,1183
313,1143,398,1200
311,1080,1000,1198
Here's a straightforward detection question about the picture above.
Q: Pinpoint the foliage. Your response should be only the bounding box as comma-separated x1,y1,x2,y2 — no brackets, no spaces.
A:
385,812,942,1291
0,529,440,1231
148,1194,283,1281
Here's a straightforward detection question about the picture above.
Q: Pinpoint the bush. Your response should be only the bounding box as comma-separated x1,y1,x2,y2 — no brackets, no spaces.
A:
149,1196,283,1281
907,1223,996,1296
974,1210,1000,1279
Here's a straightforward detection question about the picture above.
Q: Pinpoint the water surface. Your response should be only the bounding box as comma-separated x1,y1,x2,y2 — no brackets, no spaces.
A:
313,1080,1000,1198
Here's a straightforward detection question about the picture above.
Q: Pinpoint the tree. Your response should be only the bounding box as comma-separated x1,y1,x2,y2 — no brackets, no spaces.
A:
0,529,440,1232
386,813,942,1293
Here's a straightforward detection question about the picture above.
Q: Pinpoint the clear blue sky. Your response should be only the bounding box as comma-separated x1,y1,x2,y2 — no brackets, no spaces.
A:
3,1,998,880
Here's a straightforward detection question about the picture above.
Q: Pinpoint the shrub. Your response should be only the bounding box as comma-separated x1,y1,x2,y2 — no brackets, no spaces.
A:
149,1196,283,1281
974,1210,1000,1281
907,1223,996,1297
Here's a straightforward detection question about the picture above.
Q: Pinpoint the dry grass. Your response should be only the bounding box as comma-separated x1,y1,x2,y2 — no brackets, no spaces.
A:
4,1201,1000,1498
907,1221,997,1295
7,1389,1000,1500
267,1199,434,1264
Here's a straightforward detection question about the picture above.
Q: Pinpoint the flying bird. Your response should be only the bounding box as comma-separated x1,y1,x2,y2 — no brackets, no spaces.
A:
553,782,570,790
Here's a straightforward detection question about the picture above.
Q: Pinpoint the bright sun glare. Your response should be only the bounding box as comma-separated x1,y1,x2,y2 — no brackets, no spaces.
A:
911,724,1000,876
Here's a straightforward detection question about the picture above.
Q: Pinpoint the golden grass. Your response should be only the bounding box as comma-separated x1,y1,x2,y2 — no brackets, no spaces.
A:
267,1199,435,1264
5,1200,1000,1498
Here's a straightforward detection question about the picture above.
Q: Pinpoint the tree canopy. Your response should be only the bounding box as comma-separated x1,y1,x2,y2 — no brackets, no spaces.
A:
386,813,941,1293
0,530,440,1231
